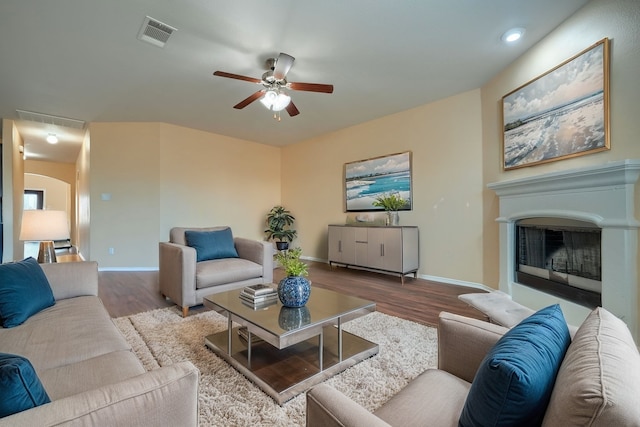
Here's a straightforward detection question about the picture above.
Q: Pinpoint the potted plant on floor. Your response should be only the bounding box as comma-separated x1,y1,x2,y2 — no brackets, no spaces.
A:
372,192,408,226
274,247,310,307
265,205,297,251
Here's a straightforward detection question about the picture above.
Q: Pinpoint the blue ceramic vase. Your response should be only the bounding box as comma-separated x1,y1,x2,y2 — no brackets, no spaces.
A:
277,276,311,307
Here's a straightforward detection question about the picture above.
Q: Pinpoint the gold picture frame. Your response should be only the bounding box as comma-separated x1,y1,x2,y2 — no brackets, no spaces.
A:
502,38,610,170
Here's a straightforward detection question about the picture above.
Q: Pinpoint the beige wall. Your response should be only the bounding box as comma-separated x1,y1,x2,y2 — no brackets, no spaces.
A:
481,0,640,287
24,160,75,191
89,122,280,268
158,123,281,239
89,122,160,268
282,89,485,284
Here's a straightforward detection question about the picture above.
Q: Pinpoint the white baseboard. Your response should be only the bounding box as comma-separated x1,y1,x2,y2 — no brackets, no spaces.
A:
418,274,494,292
302,256,326,263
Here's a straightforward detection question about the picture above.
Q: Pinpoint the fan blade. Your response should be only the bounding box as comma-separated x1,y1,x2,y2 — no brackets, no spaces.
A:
213,71,261,84
273,53,295,81
233,91,264,109
288,82,334,93
286,101,300,117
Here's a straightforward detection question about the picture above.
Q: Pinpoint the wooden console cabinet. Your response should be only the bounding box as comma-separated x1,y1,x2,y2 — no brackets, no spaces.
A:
328,225,419,283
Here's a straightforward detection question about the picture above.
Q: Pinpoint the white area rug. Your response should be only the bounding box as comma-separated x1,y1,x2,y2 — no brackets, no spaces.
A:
114,307,438,426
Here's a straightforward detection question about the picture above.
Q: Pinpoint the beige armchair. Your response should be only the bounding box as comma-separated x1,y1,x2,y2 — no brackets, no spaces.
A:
307,313,505,427
159,226,273,317
306,307,640,426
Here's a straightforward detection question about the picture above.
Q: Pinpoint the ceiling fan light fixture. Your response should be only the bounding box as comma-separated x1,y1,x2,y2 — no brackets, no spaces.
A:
259,89,291,111
259,90,278,108
272,93,291,111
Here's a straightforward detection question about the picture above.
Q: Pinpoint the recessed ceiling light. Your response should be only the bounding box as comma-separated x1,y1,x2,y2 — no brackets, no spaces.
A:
501,28,525,44
46,133,58,144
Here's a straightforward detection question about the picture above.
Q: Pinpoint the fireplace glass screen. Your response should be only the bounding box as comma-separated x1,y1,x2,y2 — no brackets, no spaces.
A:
516,219,601,308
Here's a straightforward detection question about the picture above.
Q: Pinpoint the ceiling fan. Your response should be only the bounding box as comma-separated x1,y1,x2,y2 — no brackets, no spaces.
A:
213,52,333,118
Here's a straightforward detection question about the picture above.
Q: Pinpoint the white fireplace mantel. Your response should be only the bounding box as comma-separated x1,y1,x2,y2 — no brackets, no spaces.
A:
488,159,640,340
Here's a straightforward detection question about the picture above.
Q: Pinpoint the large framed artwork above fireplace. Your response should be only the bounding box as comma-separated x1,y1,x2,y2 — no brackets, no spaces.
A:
489,159,640,341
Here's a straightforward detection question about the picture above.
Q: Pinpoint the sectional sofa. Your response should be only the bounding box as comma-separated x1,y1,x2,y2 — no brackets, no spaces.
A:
0,260,199,426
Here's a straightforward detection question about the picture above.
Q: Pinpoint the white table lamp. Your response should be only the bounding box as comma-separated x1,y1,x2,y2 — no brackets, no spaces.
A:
19,210,70,263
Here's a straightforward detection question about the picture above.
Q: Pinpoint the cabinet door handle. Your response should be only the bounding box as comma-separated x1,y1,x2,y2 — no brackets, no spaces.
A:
338,240,342,253
380,244,384,257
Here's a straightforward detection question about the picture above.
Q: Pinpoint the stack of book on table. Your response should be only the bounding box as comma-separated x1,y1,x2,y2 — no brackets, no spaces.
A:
240,284,278,308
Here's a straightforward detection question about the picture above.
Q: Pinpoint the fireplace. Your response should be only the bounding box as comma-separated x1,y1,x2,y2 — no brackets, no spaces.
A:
489,160,640,341
515,218,601,308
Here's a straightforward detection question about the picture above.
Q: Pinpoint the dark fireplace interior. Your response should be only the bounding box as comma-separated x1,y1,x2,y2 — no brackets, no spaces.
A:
515,218,602,308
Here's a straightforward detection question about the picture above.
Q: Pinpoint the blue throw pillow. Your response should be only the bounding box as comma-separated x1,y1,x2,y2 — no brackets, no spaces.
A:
458,304,571,427
0,257,55,328
185,228,239,262
0,353,51,417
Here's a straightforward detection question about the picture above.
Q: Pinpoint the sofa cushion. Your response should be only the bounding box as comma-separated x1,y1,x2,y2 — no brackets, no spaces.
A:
0,353,51,418
374,369,471,426
185,228,239,262
39,350,145,400
195,258,263,289
459,304,571,427
0,296,131,371
542,307,640,426
0,257,55,328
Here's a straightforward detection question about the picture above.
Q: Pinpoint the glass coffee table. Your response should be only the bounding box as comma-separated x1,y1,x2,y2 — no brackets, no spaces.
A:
203,287,378,405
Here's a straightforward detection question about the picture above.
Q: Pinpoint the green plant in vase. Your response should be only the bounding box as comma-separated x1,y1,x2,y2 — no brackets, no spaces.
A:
372,192,407,226
274,247,310,307
264,206,297,251
274,247,308,277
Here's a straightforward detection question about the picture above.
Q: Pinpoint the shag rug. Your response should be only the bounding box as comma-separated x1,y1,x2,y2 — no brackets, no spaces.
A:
114,307,438,426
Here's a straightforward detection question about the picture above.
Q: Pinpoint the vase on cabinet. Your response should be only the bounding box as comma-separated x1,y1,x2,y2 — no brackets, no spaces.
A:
386,211,399,226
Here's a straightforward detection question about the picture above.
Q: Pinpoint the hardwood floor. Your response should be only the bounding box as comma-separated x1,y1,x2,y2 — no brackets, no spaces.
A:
99,261,489,326
98,270,173,318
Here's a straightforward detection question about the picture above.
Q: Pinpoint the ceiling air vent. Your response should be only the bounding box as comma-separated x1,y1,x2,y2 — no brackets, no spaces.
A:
137,16,177,48
16,110,85,129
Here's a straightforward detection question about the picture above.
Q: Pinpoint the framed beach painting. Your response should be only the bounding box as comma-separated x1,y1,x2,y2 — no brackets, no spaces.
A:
502,38,610,170
344,151,412,212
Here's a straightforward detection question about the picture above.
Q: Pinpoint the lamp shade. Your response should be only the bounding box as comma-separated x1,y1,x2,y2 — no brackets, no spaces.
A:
19,210,70,241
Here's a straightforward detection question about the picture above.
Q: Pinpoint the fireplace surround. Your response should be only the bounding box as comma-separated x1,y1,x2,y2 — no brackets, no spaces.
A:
489,159,640,340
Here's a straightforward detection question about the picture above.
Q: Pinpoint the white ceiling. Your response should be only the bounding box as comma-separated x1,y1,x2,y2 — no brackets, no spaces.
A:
0,0,590,164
